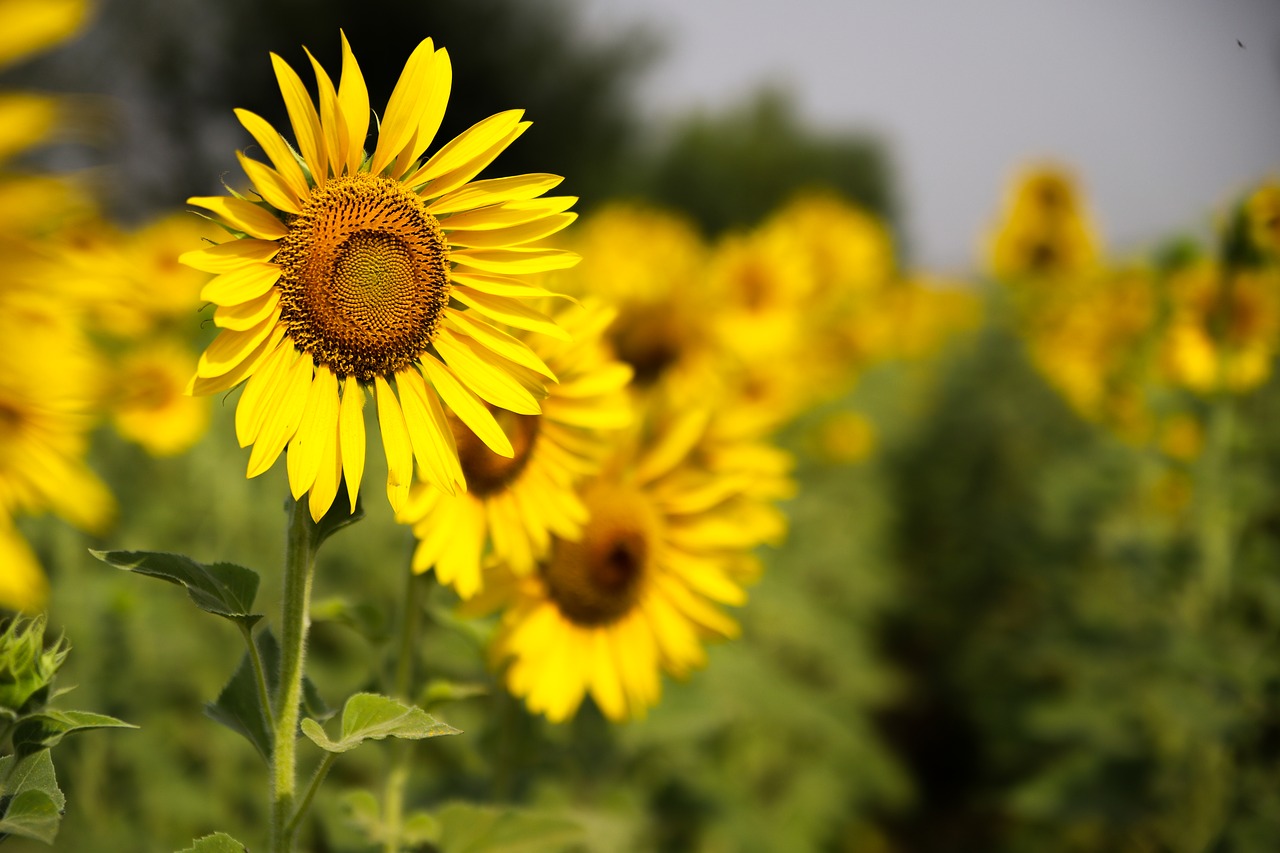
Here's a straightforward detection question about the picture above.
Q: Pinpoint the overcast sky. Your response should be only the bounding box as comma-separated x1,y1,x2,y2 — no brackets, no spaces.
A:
578,0,1280,271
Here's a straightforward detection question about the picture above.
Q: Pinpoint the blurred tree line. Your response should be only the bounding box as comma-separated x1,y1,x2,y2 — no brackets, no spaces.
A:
1,0,896,236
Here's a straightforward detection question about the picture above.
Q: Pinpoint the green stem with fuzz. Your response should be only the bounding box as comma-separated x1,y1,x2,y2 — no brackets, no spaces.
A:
270,497,320,853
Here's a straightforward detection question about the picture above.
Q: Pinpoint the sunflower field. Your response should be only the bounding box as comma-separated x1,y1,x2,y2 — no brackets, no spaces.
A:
2,1,1279,852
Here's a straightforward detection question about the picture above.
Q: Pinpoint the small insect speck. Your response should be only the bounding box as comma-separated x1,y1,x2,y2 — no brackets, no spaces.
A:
1238,39,1246,48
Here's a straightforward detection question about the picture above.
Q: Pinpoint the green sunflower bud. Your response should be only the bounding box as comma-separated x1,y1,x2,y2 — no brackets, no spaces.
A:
0,615,68,716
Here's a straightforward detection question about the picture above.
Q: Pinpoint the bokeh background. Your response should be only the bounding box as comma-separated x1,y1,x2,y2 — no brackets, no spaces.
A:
5,0,1280,850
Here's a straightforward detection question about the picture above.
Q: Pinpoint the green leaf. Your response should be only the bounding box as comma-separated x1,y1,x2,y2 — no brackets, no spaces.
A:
175,832,249,852
301,692,459,754
340,789,384,842
310,490,364,550
10,710,136,754
91,550,262,629
205,628,331,763
0,789,61,843
433,803,584,853
402,810,442,845
419,679,488,710
0,751,65,844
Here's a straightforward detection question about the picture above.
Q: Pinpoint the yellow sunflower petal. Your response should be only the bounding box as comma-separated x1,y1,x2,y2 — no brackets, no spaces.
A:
338,375,366,512
411,110,525,191
236,152,302,214
214,288,281,331
634,409,710,486
247,351,313,478
426,173,563,215
444,312,556,380
337,30,370,175
200,263,282,306
451,289,570,341
395,366,463,494
588,629,628,721
369,37,436,177
196,315,278,378
437,196,577,230
303,46,345,178
399,46,452,169
234,339,295,447
450,246,580,275
188,196,288,240
446,212,576,249
374,374,414,512
286,365,338,499
419,354,513,457
450,271,563,301
180,238,279,273
270,52,327,184
434,328,542,415
234,108,310,200
187,325,285,396
308,399,343,521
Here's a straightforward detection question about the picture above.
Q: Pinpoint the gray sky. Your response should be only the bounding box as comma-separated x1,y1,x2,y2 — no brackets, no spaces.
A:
578,0,1280,271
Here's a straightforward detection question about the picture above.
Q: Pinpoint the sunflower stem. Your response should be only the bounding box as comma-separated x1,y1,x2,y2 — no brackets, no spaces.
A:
270,496,320,853
382,566,424,853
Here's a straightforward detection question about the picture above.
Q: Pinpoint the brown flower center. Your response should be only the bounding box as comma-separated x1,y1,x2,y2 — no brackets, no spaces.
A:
541,483,656,626
609,304,684,387
449,407,540,497
275,173,450,381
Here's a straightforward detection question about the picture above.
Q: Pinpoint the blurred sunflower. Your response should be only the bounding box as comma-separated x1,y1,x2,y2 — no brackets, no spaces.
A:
398,302,631,598
553,204,711,390
1247,182,1280,256
0,515,45,613
1162,260,1280,394
111,338,210,457
987,165,1100,281
0,312,114,544
183,33,579,520
470,406,784,723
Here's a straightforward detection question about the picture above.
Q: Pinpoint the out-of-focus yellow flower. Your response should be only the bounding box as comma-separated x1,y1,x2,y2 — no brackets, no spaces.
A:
761,190,894,302
110,338,210,457
398,302,631,598
56,212,222,340
0,312,115,537
815,410,877,464
1158,413,1204,462
0,93,59,164
1161,261,1280,394
471,405,786,723
554,204,711,390
0,515,46,613
1247,182,1280,257
0,0,89,70
987,164,1101,281
1022,266,1157,433
183,33,579,522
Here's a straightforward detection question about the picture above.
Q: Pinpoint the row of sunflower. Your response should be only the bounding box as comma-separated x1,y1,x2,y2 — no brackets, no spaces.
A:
989,164,1280,460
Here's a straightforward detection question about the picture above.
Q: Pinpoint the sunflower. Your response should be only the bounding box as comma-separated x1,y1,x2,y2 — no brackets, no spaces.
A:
397,302,632,598
0,310,115,543
470,405,786,723
987,164,1100,281
552,204,710,390
1162,260,1280,394
111,338,210,457
182,33,579,520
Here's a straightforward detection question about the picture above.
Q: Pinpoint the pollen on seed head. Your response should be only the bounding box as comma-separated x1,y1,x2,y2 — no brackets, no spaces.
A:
274,173,450,381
